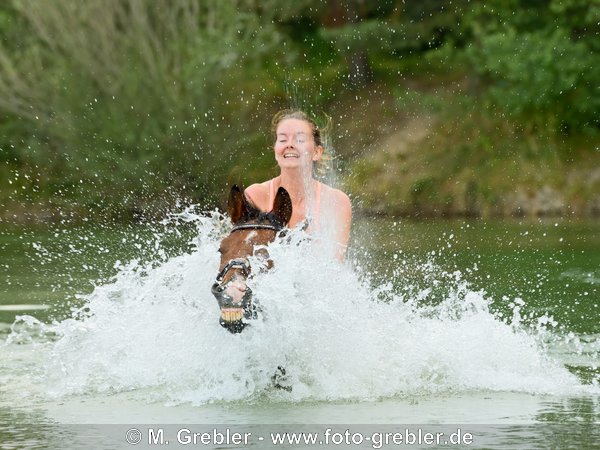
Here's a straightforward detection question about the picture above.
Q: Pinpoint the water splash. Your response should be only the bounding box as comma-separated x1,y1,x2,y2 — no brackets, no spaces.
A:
3,210,597,406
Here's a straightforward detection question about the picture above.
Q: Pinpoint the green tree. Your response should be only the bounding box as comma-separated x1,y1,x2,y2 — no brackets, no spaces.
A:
458,0,600,134
0,0,291,219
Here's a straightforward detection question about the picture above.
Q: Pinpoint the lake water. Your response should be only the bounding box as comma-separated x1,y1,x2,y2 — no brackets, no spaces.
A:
1,214,599,449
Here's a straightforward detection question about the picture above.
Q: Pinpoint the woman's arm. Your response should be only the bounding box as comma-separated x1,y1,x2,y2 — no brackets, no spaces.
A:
333,191,352,262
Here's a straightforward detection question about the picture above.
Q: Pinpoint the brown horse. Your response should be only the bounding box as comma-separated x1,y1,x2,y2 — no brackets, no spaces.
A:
212,185,292,333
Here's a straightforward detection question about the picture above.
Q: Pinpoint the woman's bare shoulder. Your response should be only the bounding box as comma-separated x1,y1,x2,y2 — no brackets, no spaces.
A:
320,183,352,210
244,180,271,210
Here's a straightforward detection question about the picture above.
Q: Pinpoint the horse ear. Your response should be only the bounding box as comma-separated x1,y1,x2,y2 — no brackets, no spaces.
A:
228,185,247,224
271,187,293,226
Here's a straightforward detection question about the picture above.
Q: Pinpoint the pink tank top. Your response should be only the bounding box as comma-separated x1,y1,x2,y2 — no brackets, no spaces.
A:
268,179,321,229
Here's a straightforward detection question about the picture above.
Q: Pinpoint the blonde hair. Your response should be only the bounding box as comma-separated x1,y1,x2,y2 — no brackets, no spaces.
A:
271,109,333,176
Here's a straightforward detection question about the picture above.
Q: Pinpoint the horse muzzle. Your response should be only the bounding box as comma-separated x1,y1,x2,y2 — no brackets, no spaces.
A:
211,278,256,334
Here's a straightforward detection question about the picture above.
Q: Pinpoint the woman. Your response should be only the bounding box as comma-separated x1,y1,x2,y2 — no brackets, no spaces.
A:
245,109,352,261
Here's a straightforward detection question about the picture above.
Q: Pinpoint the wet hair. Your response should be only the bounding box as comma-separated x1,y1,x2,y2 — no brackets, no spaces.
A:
271,109,332,176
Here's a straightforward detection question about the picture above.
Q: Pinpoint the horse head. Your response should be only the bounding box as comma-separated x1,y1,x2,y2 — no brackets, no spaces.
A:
212,184,292,333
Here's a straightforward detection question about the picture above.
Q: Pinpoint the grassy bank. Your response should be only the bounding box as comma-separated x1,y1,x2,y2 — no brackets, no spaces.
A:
2,78,599,223
339,81,600,219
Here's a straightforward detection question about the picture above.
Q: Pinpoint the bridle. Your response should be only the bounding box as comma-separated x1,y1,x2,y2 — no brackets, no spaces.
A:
212,220,284,297
211,220,284,332
214,223,282,283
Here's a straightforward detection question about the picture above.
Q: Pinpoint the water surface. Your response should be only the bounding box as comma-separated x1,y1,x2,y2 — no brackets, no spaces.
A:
1,216,598,449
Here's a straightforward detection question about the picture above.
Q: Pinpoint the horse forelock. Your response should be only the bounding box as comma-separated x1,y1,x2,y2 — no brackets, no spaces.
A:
238,199,284,229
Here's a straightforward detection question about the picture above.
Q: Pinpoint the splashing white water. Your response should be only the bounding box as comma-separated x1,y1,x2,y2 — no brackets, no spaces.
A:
3,211,596,406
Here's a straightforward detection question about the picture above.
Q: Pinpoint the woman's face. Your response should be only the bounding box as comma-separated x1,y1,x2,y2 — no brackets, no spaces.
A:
274,118,322,170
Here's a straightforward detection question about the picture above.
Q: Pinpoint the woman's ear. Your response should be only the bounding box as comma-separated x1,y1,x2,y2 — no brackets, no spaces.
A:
313,145,324,161
271,187,293,226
